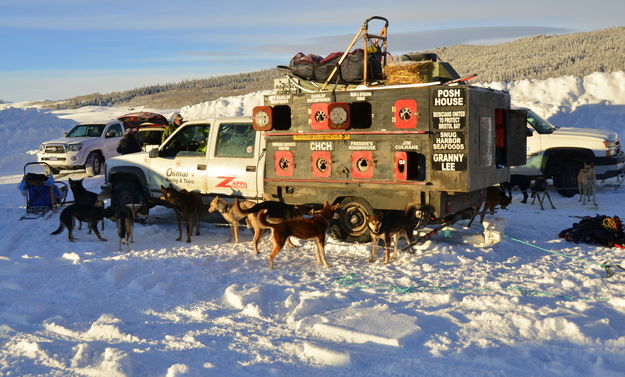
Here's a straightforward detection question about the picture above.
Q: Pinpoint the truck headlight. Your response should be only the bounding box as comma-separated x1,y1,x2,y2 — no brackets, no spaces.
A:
68,144,83,152
604,140,619,157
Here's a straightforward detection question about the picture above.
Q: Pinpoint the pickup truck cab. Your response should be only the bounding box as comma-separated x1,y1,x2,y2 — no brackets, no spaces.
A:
511,107,624,196
104,117,264,207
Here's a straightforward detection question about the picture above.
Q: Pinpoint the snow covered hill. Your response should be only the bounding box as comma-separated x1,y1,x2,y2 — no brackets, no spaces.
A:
0,72,624,377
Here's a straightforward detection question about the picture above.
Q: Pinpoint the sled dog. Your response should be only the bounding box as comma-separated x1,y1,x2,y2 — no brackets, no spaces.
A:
257,201,339,269
51,203,113,242
159,184,203,242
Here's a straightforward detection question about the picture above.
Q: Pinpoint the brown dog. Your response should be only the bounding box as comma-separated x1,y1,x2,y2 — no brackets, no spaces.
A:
577,163,597,206
160,184,202,242
208,195,256,243
467,186,511,227
257,202,339,269
233,197,302,254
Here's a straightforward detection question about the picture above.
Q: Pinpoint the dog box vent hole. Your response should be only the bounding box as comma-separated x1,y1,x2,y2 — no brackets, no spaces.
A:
273,105,291,130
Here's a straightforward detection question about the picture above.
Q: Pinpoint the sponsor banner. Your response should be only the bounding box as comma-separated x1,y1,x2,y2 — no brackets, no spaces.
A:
432,109,466,130
293,134,350,141
432,88,466,107
432,152,467,171
433,131,465,151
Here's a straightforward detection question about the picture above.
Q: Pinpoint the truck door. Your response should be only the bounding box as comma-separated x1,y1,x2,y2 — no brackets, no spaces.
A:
147,123,210,194
512,115,543,175
102,123,124,159
206,121,261,199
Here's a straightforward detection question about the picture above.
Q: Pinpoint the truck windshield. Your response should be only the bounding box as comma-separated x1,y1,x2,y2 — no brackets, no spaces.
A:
526,110,558,134
66,124,106,137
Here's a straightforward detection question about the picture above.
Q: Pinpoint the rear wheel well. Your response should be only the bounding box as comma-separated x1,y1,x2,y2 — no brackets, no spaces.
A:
543,149,594,177
110,173,148,206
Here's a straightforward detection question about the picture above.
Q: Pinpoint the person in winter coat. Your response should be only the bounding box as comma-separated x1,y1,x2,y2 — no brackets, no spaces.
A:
117,128,142,155
161,112,184,143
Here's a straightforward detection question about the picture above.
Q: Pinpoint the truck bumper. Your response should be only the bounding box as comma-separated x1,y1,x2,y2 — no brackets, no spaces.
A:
37,151,87,170
595,152,625,180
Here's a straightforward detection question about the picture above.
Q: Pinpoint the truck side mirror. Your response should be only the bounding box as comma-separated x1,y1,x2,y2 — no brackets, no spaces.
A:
149,148,159,158
105,131,117,138
526,128,533,137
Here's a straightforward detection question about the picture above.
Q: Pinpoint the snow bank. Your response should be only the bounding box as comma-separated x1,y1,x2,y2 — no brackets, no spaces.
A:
0,107,76,174
480,71,625,140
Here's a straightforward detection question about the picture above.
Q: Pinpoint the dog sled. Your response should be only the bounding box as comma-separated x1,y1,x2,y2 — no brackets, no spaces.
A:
18,162,68,220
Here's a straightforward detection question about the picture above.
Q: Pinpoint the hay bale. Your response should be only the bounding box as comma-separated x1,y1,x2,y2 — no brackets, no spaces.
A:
384,61,435,85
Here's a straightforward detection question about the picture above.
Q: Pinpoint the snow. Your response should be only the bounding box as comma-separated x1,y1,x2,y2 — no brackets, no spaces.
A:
1,71,625,376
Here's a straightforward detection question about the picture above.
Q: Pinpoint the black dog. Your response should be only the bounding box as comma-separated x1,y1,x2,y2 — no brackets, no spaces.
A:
51,203,114,242
69,178,98,205
531,176,556,210
502,174,531,203
69,178,102,231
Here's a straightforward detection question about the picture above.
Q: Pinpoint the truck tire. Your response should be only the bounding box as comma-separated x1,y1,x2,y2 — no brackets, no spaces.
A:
85,152,102,177
331,196,373,243
553,161,582,197
112,181,144,208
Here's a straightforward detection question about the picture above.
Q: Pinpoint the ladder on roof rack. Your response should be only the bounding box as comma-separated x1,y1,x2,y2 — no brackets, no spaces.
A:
321,16,388,90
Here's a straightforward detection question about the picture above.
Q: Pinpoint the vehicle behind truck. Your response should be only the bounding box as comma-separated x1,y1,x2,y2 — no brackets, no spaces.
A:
511,107,624,197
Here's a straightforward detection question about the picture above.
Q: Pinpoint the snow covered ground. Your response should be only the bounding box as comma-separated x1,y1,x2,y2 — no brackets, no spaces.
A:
1,72,625,376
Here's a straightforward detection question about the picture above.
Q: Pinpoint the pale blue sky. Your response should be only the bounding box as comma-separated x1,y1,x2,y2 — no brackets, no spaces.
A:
1,0,623,102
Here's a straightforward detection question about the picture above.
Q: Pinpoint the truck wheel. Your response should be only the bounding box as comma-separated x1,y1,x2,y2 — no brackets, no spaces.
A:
112,181,149,222
553,161,581,197
85,152,102,177
112,181,143,207
331,196,373,243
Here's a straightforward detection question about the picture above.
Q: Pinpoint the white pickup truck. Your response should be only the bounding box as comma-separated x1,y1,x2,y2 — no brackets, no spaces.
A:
511,108,624,196
103,117,264,207
38,120,128,176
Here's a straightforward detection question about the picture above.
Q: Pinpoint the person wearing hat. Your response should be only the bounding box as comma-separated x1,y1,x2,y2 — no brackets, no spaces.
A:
162,112,184,143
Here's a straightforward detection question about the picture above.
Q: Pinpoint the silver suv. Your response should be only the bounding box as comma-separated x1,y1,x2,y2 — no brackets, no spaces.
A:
37,120,128,176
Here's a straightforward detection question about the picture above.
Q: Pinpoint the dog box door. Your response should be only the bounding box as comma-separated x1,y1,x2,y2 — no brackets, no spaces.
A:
351,151,374,179
392,99,418,129
310,103,350,130
506,109,528,166
274,151,294,177
312,151,332,178
394,152,408,180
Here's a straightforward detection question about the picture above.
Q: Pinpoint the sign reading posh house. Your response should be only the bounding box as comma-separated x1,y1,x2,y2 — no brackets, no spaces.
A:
431,87,467,171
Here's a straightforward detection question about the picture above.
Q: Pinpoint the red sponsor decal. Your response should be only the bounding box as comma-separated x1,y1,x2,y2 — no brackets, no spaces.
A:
216,176,236,188
216,176,248,190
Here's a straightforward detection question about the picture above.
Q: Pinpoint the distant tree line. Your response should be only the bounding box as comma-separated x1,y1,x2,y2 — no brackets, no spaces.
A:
432,26,625,83
42,26,625,109
44,69,282,109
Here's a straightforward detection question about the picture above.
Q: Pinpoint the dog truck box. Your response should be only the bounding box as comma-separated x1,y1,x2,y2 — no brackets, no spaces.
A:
510,107,624,197
253,83,528,241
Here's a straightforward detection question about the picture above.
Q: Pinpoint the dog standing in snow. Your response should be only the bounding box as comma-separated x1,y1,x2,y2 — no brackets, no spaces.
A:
578,162,597,206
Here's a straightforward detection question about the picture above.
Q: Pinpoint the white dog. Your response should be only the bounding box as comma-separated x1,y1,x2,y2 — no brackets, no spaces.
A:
578,162,597,206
